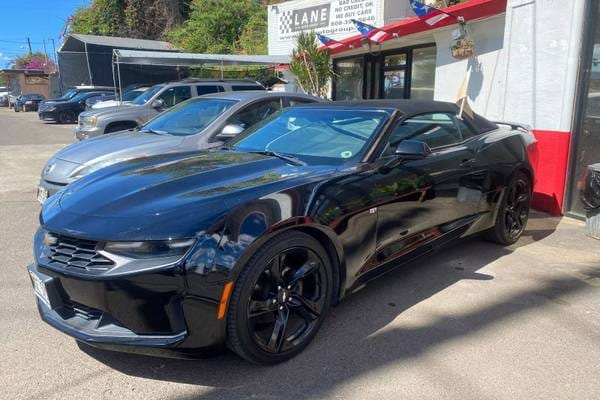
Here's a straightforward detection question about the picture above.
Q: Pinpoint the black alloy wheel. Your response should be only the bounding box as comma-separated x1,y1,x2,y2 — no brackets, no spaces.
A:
486,172,531,245
227,231,333,364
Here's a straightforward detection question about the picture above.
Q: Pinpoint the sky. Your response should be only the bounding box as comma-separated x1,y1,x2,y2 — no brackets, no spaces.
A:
0,0,90,67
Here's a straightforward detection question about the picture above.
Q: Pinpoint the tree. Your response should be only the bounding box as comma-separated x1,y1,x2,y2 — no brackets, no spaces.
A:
14,52,56,72
289,31,333,98
71,0,190,39
167,0,266,54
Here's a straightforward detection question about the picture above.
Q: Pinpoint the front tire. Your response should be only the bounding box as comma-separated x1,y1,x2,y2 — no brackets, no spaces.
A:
485,172,532,245
227,231,333,364
58,111,75,124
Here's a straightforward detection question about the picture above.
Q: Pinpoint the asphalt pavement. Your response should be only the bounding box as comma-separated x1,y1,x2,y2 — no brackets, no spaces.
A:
0,107,599,400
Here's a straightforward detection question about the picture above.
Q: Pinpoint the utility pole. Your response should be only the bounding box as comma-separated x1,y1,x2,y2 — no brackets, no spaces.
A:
49,38,58,64
26,37,32,55
42,40,49,70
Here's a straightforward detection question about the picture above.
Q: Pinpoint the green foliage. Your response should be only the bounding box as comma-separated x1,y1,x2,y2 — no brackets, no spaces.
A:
167,0,266,54
71,0,191,39
289,31,333,98
432,0,468,7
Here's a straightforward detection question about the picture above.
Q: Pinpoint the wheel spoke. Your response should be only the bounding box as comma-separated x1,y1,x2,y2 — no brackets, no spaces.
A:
289,261,318,287
249,299,277,318
289,294,320,321
266,308,289,353
269,254,284,284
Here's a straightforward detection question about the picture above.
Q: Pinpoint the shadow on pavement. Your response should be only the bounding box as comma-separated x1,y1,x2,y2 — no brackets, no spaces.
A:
78,219,586,400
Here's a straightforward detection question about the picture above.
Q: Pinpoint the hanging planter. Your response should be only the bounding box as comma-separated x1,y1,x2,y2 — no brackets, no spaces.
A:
450,36,474,59
450,22,474,60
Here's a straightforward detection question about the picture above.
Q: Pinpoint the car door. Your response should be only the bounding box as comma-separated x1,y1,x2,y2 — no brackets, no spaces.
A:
367,112,484,272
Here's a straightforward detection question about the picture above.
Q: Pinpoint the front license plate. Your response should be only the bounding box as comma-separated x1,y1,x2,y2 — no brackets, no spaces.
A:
37,186,48,204
29,271,51,307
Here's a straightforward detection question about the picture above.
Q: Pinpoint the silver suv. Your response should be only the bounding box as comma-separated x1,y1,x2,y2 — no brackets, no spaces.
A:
38,91,322,202
75,79,265,140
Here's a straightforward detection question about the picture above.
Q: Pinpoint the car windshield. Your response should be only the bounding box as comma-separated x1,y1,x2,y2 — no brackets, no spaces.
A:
231,107,392,164
122,88,147,101
55,89,78,101
132,85,163,105
141,98,237,136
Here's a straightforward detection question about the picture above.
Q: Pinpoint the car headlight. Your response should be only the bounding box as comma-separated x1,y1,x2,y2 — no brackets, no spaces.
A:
103,239,196,259
68,158,131,181
80,115,97,127
46,106,56,111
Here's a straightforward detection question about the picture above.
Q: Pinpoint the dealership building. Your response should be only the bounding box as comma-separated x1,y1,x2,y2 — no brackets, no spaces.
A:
268,0,600,218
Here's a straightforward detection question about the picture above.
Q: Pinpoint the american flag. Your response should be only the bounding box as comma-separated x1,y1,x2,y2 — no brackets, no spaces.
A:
316,33,347,50
409,0,453,26
351,19,394,43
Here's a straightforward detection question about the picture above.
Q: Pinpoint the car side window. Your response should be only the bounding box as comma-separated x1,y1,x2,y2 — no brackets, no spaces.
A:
455,117,477,140
196,85,224,95
231,85,264,91
158,86,192,107
287,98,315,107
388,112,463,150
228,99,282,128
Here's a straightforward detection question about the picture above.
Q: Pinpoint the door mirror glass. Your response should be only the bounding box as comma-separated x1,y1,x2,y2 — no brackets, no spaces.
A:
151,98,166,109
394,139,432,160
216,124,245,141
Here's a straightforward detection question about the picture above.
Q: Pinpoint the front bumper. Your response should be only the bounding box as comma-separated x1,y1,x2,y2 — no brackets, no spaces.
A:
27,256,227,358
39,179,68,198
74,125,103,141
39,110,59,121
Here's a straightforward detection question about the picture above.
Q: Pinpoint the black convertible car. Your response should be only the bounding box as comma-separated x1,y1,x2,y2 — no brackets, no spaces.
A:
28,100,537,364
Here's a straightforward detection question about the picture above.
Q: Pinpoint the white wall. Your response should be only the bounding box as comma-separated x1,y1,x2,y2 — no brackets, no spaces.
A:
434,0,586,132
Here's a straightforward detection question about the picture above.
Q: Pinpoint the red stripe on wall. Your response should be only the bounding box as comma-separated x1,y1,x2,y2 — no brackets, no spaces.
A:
530,130,571,216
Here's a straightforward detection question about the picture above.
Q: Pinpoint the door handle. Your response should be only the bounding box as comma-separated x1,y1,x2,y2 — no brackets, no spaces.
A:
459,158,476,168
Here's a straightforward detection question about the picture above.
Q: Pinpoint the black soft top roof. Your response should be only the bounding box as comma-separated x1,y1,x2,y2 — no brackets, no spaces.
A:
300,99,498,134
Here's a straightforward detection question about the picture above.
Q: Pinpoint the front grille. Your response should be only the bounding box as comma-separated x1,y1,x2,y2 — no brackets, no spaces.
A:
44,233,114,273
63,300,102,320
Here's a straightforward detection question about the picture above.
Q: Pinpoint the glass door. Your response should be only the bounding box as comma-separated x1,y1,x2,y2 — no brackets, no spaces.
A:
381,52,408,99
567,0,600,216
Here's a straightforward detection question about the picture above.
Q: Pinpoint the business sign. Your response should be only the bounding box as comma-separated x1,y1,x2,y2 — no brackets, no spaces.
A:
269,0,409,55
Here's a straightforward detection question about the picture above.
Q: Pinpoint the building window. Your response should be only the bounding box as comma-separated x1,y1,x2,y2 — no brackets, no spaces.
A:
333,44,436,101
334,56,364,100
410,46,437,100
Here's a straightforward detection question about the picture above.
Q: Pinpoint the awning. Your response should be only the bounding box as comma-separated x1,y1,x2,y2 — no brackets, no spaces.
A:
323,0,507,56
112,50,290,67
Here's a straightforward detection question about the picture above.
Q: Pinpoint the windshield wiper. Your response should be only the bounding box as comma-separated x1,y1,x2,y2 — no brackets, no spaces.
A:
249,150,306,166
139,128,168,135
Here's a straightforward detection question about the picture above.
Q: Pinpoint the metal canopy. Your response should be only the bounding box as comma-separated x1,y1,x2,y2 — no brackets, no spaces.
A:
112,49,290,67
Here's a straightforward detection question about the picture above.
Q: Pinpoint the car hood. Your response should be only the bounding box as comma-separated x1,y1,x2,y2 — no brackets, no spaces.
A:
41,151,339,240
92,100,130,109
81,103,136,118
54,131,185,166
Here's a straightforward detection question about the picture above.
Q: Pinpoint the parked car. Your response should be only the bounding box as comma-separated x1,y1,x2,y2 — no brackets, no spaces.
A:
90,85,151,109
38,91,320,200
38,91,114,123
76,79,266,138
39,85,114,109
14,93,45,112
8,93,19,109
0,87,9,106
85,93,115,110
29,100,537,364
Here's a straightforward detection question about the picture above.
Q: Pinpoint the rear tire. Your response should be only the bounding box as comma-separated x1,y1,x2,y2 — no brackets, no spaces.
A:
227,231,333,364
485,172,532,245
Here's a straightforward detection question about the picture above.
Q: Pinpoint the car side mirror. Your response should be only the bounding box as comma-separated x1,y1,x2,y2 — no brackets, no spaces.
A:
216,124,245,141
394,139,432,160
380,140,431,173
151,98,166,109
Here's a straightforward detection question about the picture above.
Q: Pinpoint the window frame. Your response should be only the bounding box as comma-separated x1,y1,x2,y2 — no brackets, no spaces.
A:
375,111,482,159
